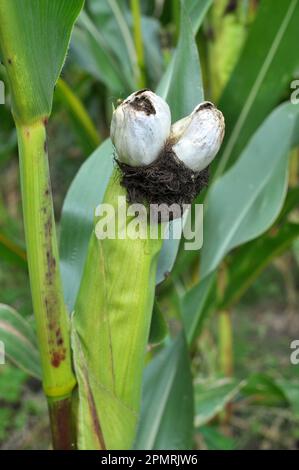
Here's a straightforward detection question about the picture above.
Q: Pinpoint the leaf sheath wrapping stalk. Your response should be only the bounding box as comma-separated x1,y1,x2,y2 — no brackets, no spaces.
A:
72,171,163,449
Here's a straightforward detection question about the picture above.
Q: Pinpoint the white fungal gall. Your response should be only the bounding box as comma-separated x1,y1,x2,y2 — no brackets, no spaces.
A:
110,89,171,167
171,102,225,172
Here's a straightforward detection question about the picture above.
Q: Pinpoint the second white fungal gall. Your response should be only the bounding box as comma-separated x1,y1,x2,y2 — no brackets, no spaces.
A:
171,102,225,172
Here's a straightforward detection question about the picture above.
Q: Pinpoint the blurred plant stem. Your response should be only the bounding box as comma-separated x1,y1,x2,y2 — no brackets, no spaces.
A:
218,263,233,423
107,0,139,89
218,264,233,376
207,0,254,101
218,310,233,378
289,148,299,187
55,78,101,155
0,232,27,268
17,121,76,449
130,0,146,88
172,0,180,44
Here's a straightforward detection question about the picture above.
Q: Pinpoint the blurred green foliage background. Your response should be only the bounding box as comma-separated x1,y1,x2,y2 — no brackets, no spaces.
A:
0,0,299,449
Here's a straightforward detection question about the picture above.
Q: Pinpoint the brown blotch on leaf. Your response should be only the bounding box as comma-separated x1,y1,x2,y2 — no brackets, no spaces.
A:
7,58,12,65
43,117,49,126
115,141,209,220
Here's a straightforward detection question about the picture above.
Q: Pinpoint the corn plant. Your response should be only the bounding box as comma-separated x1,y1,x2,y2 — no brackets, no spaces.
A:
1,0,299,451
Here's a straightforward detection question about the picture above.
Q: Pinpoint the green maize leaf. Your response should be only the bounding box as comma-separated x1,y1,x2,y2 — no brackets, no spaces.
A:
170,244,198,281
195,378,244,428
149,301,168,346
72,0,209,92
0,304,41,379
182,272,216,346
216,0,299,174
72,11,133,94
140,16,164,86
185,0,213,34
241,373,290,406
276,380,299,418
221,222,299,309
199,426,235,450
157,1,203,122
201,102,299,278
105,0,138,84
54,78,100,155
277,187,299,222
172,183,299,285
134,333,194,450
0,0,84,123
60,139,114,312
74,0,158,91
196,374,298,427
195,375,299,428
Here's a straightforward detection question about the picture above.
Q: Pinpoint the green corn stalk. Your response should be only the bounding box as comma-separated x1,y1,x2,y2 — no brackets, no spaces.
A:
72,170,163,449
16,121,76,446
0,0,84,449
